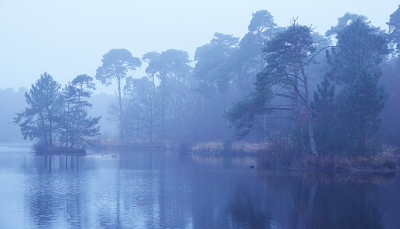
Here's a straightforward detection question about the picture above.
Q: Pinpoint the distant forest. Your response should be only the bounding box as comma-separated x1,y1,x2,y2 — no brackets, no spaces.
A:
3,7,400,155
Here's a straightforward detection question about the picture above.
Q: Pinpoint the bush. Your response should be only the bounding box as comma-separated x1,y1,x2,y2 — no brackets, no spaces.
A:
32,142,46,153
256,142,294,168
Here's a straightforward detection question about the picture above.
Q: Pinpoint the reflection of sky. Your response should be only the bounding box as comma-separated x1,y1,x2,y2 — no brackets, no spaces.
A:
0,147,261,228
0,143,31,229
1,144,400,228
0,172,25,228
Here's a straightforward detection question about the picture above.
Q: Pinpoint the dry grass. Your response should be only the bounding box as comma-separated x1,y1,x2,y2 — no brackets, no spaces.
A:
191,141,268,155
231,142,268,154
192,142,223,155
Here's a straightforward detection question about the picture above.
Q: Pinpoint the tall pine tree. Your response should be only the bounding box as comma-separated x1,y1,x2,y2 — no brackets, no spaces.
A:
326,19,388,155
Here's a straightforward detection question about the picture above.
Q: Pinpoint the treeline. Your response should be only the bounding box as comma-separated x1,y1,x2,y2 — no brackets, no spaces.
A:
224,11,400,156
100,8,400,156
0,87,27,142
12,7,400,155
96,11,283,144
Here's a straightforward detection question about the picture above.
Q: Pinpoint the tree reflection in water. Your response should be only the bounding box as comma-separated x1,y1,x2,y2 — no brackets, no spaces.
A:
257,171,388,229
24,155,92,228
18,152,394,229
228,186,271,229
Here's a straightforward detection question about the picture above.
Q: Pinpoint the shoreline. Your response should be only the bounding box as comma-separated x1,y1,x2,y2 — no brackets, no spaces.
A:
35,147,86,156
89,139,400,173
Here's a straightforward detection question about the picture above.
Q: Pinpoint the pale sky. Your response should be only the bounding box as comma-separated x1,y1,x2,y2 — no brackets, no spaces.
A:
1,0,398,94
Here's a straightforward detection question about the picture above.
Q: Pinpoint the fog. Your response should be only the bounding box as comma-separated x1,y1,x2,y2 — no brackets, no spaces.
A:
3,3,400,228
0,0,398,95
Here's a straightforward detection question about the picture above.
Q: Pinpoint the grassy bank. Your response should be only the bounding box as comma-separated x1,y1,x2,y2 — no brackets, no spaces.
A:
256,144,400,172
91,137,400,173
189,141,399,172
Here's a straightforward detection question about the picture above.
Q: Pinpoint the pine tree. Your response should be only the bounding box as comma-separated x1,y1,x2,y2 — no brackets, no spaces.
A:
311,77,336,153
13,73,62,147
60,75,101,147
336,72,386,155
326,19,388,155
225,20,325,156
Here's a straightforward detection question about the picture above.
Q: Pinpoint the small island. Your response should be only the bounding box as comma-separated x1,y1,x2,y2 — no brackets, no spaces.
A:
13,74,100,156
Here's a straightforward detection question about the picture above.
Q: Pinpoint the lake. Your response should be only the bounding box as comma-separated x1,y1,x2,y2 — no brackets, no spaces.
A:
1,143,400,229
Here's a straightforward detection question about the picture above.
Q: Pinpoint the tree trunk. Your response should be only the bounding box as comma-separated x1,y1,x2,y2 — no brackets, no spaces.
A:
301,66,318,156
117,77,124,143
308,111,318,156
150,73,155,143
293,72,301,125
160,74,165,140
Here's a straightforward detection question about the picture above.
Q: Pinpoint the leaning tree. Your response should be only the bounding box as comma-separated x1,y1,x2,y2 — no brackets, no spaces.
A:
225,20,329,156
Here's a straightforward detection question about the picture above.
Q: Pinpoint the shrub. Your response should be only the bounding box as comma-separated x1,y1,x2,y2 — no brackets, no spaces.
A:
256,142,294,168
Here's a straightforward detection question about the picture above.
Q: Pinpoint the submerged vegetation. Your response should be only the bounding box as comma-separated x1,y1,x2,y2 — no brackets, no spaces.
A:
9,7,400,166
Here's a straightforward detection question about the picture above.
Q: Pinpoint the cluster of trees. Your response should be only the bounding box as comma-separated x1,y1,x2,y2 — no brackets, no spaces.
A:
13,6,400,156
97,10,281,144
14,73,101,149
226,12,396,156
98,7,400,157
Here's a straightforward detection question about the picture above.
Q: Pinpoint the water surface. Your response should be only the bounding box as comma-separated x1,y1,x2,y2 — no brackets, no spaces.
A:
0,143,400,229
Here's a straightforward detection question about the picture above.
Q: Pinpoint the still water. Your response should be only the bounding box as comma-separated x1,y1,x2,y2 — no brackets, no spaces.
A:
1,143,400,229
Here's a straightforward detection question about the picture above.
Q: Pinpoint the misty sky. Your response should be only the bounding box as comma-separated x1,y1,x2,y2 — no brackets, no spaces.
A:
1,0,398,95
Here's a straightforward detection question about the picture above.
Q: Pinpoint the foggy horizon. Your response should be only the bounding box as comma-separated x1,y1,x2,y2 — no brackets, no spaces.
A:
1,0,398,95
